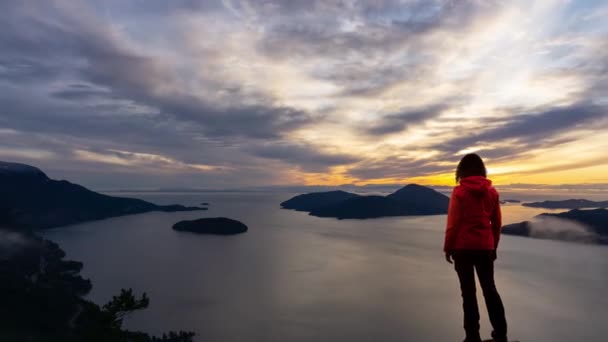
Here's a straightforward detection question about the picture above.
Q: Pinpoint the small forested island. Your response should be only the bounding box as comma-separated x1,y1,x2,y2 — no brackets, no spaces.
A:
502,208,608,245
281,184,449,219
0,161,205,230
522,199,608,209
173,217,248,235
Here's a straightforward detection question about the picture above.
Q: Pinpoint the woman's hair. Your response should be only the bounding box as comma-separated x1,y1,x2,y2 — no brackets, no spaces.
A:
455,153,487,182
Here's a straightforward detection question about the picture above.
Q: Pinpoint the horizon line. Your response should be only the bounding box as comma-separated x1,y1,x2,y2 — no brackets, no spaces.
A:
100,182,608,193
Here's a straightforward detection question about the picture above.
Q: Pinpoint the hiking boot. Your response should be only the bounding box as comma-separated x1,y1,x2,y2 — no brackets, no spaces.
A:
463,333,482,342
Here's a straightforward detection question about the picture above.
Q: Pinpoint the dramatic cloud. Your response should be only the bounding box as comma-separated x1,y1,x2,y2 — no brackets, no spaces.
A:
434,103,608,155
247,142,360,172
0,0,607,188
365,104,450,136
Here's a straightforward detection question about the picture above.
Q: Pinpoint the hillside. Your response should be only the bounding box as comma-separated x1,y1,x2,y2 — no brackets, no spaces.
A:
0,161,203,230
282,184,449,219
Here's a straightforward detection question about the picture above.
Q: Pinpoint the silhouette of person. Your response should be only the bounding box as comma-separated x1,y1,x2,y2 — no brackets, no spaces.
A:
444,153,508,342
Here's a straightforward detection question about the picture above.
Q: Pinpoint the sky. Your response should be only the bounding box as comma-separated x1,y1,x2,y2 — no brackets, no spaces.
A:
1,0,607,190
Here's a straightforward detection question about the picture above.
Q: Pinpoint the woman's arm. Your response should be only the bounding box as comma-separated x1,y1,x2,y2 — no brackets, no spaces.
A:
444,190,461,254
491,194,502,250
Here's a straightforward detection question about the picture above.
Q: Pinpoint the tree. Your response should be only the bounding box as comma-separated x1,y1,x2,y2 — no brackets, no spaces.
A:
0,230,196,342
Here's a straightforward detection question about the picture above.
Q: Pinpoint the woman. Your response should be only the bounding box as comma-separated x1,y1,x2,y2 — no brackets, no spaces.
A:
444,154,508,342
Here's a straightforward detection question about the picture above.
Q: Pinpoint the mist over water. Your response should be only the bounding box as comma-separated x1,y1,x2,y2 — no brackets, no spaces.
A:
0,230,29,259
528,216,599,243
42,191,608,342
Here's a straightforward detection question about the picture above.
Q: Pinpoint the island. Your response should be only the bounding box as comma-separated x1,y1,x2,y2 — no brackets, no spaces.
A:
173,217,248,235
522,199,608,209
500,199,521,204
0,161,205,230
502,208,608,245
281,184,449,219
280,190,359,212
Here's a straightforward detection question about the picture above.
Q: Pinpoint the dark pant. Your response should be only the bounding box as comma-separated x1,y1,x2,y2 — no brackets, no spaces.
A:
454,250,507,339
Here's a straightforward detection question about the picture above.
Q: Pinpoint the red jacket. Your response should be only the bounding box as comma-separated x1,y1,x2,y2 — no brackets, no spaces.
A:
443,176,502,252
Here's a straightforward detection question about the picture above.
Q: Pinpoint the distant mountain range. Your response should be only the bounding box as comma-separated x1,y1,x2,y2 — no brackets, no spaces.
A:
281,184,449,219
0,161,204,230
502,208,608,245
522,199,608,209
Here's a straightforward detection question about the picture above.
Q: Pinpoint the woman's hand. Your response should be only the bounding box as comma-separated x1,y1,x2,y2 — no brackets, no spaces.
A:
445,251,454,264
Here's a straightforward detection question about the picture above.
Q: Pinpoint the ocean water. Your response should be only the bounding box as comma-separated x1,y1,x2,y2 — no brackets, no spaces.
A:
42,191,608,341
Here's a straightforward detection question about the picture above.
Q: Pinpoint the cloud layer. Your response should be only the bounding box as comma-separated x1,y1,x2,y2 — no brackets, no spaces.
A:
1,0,607,188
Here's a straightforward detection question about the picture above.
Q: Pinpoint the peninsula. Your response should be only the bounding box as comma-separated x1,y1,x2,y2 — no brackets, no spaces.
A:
0,161,205,230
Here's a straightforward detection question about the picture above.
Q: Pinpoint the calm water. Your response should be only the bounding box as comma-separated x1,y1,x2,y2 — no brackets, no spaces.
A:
43,191,608,341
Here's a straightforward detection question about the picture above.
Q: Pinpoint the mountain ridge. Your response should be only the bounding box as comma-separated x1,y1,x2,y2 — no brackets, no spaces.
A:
0,161,204,230
281,184,449,219
522,198,608,209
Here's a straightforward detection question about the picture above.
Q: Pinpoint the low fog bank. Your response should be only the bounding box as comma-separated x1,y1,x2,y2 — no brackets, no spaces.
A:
528,216,600,243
